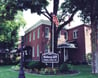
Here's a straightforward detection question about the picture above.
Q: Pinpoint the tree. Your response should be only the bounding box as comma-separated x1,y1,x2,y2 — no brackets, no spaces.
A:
0,11,26,49
17,0,78,52
61,0,98,73
0,0,26,49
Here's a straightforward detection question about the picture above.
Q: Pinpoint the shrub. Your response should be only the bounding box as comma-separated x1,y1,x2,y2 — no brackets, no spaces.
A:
11,65,20,71
40,67,57,75
59,63,69,73
67,64,73,70
25,61,46,70
86,53,92,64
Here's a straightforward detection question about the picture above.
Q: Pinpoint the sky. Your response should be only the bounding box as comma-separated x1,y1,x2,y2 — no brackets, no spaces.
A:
22,0,83,32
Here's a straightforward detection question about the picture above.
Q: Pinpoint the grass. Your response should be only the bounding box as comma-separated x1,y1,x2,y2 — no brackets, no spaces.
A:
0,65,98,78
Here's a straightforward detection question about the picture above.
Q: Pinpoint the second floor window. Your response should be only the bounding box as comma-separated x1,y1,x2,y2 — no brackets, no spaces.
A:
73,30,78,39
37,28,40,39
64,31,68,40
33,31,35,40
45,27,49,38
29,33,31,42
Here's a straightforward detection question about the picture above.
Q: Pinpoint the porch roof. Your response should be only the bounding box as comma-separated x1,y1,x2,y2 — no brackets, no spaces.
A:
57,42,77,49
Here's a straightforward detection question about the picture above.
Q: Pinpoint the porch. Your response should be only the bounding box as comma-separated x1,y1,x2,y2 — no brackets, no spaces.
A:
57,42,77,64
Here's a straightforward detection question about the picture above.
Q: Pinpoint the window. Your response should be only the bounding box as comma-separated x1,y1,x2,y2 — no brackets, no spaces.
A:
45,27,49,38
37,28,40,39
64,31,68,40
29,33,31,42
37,44,39,57
58,31,61,38
73,30,78,39
33,31,35,40
32,46,35,57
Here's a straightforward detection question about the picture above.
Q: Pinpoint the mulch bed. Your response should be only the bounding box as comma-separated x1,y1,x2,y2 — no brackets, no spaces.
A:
25,69,79,75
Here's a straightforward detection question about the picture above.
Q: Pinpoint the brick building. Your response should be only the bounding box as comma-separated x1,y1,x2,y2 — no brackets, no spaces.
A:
24,20,91,64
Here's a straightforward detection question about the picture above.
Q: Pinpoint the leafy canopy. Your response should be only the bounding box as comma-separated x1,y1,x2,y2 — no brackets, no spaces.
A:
61,0,98,23
0,0,26,49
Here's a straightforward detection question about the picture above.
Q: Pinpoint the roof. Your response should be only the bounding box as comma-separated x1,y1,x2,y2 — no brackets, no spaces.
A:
25,19,51,34
57,42,77,49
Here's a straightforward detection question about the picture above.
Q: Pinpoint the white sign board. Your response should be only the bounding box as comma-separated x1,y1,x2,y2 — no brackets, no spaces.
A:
41,53,59,63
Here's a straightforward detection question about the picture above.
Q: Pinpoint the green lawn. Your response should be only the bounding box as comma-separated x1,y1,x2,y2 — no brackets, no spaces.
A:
0,65,98,78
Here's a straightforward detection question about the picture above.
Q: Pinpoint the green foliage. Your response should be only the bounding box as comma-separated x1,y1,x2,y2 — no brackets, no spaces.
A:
61,0,98,23
25,61,46,70
0,0,26,49
40,67,57,75
1,65,98,78
67,64,73,70
11,65,20,71
59,63,69,73
86,53,92,64
18,0,49,15
0,0,18,21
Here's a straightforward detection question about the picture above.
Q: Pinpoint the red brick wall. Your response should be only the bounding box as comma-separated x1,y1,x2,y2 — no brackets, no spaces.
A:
67,25,91,63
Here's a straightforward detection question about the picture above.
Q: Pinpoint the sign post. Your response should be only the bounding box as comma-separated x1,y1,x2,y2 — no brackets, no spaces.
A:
51,14,59,68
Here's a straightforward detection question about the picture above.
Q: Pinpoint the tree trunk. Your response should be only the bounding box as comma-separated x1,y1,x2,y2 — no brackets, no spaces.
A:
91,20,98,73
91,0,98,73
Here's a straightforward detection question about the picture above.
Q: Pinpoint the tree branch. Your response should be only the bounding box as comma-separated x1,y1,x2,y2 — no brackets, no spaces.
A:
44,7,51,18
57,8,78,33
42,12,51,21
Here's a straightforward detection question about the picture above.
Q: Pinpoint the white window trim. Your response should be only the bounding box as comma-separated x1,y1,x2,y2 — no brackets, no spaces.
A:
37,28,40,39
73,30,78,39
37,44,39,57
29,33,31,42
65,31,68,40
33,31,35,40
45,27,49,38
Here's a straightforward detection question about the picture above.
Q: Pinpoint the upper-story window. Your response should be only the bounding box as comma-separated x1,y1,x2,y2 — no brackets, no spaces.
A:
64,31,68,40
73,29,78,39
58,31,61,38
29,33,31,42
45,27,49,38
33,31,35,40
37,44,39,57
37,28,40,39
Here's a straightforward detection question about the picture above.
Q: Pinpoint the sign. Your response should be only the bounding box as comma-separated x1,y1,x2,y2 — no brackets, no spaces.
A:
52,14,59,26
41,53,59,63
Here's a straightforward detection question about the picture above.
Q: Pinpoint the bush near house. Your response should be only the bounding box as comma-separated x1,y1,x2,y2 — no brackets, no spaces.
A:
59,63,69,73
24,61,46,71
24,61,74,75
86,53,92,64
